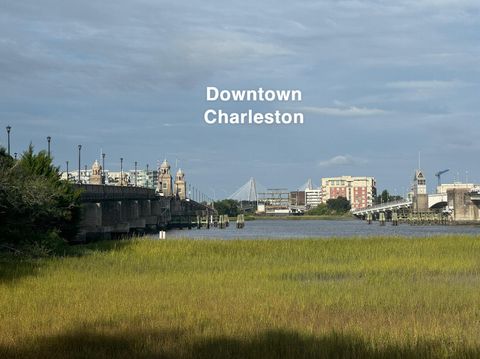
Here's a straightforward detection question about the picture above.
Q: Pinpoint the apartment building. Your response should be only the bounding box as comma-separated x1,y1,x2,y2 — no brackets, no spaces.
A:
321,176,376,210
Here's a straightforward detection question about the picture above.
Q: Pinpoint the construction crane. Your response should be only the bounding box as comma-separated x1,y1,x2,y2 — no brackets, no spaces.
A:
435,169,449,186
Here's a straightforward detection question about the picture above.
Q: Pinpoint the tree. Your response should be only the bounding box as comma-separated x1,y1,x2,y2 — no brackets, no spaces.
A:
326,196,351,213
375,190,403,204
306,203,330,215
0,145,81,253
213,199,239,217
306,197,351,216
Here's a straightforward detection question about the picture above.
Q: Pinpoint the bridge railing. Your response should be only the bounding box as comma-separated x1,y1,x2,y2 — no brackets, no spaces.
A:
75,184,157,201
352,199,412,214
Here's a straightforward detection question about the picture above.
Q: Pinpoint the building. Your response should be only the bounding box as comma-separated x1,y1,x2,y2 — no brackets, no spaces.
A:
61,169,91,184
174,168,187,199
106,171,128,186
289,191,306,206
305,189,322,208
157,159,173,196
437,182,476,194
321,176,376,210
131,169,158,189
412,170,428,212
258,189,290,215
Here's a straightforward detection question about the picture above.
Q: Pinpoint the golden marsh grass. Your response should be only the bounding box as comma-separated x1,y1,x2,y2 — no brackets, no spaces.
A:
1,235,480,358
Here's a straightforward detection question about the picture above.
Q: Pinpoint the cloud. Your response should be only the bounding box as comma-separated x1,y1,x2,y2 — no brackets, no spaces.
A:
301,105,388,117
318,155,368,168
386,80,466,90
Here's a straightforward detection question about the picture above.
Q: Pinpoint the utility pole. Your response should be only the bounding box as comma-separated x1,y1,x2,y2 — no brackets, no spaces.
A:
6,125,11,155
78,145,82,183
47,136,51,157
134,161,138,187
146,164,149,188
120,158,124,186
102,152,106,184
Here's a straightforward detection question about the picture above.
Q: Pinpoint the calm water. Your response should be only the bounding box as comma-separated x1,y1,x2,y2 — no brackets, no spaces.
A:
164,219,480,239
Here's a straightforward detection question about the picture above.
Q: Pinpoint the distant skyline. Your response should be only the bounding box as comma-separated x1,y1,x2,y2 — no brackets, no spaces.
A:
1,1,480,197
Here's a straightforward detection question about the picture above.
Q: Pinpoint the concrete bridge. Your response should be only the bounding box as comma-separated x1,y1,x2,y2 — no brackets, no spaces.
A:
76,184,216,241
352,199,412,217
352,193,448,218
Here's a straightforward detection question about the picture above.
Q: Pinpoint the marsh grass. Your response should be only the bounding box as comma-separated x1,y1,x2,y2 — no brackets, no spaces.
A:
1,236,480,358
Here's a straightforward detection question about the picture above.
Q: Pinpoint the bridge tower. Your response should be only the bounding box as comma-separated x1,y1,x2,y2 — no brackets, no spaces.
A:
157,159,173,196
174,168,187,200
412,169,428,212
90,160,103,185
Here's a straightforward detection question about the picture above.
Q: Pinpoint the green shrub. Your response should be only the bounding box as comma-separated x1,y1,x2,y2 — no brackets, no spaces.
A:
0,145,81,253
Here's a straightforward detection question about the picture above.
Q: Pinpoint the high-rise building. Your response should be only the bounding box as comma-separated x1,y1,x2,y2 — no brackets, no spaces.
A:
321,176,376,210
132,169,158,189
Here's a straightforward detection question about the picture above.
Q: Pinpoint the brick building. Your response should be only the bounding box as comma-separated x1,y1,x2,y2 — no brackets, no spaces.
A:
321,176,376,210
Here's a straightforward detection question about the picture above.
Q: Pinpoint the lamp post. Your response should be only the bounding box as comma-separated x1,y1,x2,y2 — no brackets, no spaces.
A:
120,157,123,186
78,145,82,183
102,152,106,184
134,161,138,187
6,125,11,155
146,164,149,188
66,160,69,181
47,136,51,157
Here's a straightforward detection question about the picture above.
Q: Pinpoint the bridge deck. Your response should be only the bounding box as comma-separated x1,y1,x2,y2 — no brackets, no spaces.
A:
75,184,157,201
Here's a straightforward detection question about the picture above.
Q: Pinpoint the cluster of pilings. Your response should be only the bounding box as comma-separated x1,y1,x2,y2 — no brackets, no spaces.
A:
195,214,235,229
236,214,245,229
405,212,450,225
364,210,449,226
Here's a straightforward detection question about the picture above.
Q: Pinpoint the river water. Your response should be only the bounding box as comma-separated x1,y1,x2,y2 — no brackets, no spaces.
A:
163,219,480,239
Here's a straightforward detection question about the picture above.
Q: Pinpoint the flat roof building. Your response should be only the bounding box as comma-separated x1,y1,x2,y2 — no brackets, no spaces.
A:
321,176,376,210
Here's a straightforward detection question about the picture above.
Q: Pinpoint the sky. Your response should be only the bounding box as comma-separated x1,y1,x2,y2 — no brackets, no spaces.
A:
1,0,480,198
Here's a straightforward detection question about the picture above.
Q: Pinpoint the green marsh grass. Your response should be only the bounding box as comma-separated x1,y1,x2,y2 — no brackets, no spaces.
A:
1,235,480,358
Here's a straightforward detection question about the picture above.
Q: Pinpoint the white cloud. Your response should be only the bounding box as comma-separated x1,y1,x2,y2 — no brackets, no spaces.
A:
318,155,367,167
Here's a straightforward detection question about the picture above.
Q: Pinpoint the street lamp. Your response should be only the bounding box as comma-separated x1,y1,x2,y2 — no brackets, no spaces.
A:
6,125,11,155
134,161,138,187
120,157,123,186
66,160,69,181
47,136,51,157
102,152,106,184
78,145,82,184
146,164,149,188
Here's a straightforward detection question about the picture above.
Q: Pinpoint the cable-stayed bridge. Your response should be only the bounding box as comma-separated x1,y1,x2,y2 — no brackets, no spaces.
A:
229,177,268,202
229,178,315,202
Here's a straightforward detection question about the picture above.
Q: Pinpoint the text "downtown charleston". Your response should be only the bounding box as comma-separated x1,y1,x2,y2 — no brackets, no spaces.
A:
204,87,304,125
